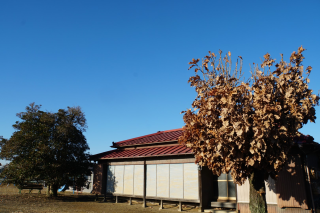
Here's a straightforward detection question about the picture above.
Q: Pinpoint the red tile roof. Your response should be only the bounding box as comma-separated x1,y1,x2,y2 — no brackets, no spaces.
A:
114,128,183,147
91,145,193,160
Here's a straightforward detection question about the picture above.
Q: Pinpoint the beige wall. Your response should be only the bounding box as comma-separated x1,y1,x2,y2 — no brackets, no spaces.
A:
107,163,199,200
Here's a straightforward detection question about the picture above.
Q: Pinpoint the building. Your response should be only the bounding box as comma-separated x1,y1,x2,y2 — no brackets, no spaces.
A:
91,129,320,212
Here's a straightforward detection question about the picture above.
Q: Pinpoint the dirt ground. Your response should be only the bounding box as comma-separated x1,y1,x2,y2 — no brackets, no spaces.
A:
0,184,200,213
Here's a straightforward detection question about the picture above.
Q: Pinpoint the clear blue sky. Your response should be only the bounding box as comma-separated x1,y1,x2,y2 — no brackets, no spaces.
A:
1,0,320,166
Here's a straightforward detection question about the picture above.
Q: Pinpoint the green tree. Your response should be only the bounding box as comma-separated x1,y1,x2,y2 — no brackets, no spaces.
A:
179,47,319,213
0,103,90,197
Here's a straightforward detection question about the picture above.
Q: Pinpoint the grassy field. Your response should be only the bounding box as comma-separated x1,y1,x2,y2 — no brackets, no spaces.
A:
0,184,200,213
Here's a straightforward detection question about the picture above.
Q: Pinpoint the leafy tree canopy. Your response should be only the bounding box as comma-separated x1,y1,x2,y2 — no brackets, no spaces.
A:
0,103,90,196
179,47,319,212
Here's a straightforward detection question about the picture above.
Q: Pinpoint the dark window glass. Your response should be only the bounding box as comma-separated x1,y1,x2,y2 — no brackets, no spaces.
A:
218,173,227,180
227,173,232,180
215,172,236,200
228,181,236,197
218,181,227,197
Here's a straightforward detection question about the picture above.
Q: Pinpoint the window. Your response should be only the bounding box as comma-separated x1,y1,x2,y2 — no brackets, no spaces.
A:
216,173,236,201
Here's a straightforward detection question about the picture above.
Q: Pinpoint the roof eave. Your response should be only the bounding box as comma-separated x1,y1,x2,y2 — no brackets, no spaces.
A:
98,152,194,161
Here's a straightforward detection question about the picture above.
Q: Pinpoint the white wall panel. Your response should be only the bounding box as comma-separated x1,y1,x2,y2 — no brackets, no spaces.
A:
106,165,115,193
114,165,124,194
146,165,157,196
237,177,277,204
265,177,277,204
237,179,249,203
183,163,199,200
124,165,134,195
170,164,183,199
109,162,199,200
133,165,144,196
157,164,170,198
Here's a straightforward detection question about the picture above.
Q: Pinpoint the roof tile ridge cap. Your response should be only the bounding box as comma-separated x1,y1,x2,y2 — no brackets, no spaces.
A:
115,131,165,145
163,128,184,132
129,138,181,146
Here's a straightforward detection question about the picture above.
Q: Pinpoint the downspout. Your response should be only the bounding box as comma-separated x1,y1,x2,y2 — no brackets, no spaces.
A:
306,156,315,213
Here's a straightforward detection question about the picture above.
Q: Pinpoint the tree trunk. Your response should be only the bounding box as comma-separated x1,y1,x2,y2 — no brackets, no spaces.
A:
51,184,58,197
46,184,51,197
249,169,267,213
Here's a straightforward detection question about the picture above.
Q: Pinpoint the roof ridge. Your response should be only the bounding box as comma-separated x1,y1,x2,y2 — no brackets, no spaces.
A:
115,131,164,145
163,128,183,132
115,128,183,145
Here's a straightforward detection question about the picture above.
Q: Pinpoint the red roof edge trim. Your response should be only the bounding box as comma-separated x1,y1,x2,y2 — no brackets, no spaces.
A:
94,144,193,160
101,152,194,160
163,128,183,132
90,150,115,160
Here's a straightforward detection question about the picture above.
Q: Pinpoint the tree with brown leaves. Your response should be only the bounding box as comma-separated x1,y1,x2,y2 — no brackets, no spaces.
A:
179,47,319,213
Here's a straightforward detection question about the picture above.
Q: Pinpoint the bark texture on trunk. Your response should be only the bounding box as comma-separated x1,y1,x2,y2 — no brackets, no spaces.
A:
46,184,51,197
249,169,267,213
51,184,58,197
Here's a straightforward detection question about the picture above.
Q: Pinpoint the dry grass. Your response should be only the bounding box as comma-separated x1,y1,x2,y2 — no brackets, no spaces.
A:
0,184,199,213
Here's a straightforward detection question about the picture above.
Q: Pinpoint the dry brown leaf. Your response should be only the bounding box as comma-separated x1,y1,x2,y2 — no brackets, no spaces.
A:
179,46,319,185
